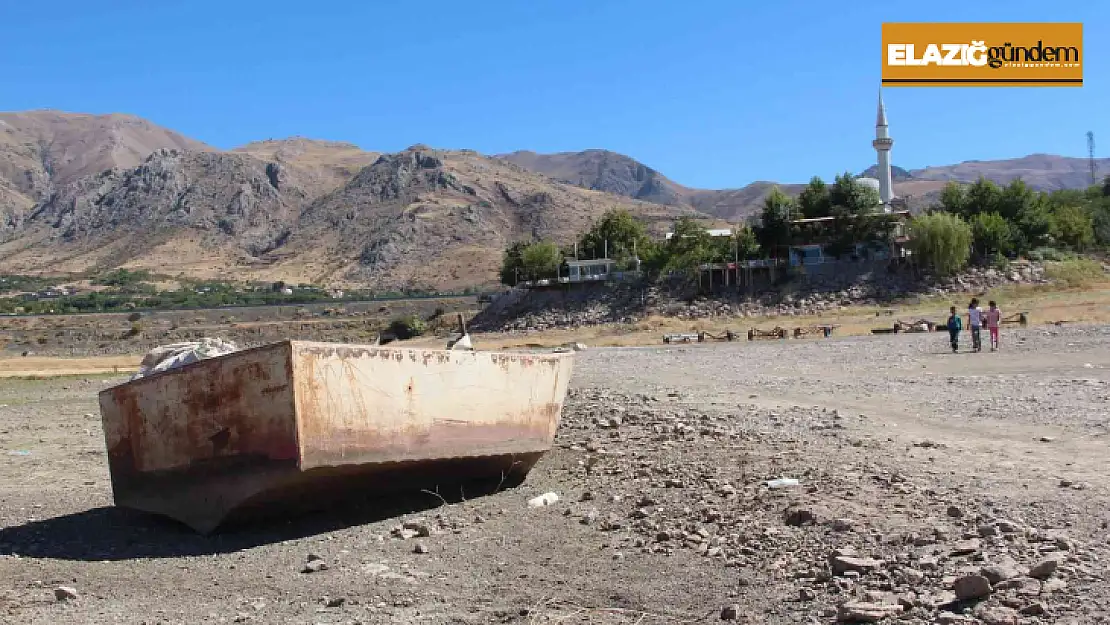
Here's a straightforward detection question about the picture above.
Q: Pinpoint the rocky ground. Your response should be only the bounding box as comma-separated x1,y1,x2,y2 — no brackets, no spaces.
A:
1,324,1109,624
475,264,1055,334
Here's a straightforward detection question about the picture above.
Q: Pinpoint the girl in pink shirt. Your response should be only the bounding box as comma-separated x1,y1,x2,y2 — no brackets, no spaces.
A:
986,300,1002,351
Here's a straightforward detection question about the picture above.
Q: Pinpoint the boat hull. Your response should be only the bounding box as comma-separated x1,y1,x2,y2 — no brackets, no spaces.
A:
98,340,573,533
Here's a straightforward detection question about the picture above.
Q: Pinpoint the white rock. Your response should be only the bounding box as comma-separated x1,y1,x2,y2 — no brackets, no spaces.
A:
527,492,560,508
54,586,78,601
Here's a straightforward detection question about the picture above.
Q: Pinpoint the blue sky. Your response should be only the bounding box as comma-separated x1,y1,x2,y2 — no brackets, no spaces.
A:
1,1,1104,189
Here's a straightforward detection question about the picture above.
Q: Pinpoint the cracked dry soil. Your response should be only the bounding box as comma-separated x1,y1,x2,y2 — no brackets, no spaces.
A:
1,324,1109,624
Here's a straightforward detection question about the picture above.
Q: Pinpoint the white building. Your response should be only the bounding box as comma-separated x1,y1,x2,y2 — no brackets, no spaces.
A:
664,228,732,240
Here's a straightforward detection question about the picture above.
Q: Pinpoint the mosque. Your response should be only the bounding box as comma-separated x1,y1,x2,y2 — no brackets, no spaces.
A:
856,91,897,213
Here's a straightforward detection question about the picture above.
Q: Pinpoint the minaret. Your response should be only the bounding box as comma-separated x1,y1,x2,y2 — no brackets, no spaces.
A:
872,91,894,212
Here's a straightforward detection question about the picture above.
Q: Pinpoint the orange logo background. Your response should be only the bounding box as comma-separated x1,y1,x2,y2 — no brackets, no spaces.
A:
881,23,1083,87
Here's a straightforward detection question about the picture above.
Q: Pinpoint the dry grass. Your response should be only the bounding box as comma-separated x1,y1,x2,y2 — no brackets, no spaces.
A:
0,354,140,378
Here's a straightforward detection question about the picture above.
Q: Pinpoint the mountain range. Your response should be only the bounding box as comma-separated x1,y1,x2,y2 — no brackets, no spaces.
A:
1,110,1105,291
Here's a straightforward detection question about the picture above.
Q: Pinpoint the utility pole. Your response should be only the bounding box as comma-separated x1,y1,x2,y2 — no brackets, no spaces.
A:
1088,131,1097,186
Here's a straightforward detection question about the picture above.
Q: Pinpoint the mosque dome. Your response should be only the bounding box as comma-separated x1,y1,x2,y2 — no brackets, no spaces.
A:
856,177,881,193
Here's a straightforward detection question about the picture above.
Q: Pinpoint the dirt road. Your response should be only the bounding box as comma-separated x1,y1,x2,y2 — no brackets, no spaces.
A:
1,325,1108,624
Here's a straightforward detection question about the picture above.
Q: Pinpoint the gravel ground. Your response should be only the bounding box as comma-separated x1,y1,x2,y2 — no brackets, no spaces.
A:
1,324,1108,624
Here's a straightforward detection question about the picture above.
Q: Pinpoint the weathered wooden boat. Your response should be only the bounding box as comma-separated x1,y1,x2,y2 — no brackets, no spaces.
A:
98,339,574,533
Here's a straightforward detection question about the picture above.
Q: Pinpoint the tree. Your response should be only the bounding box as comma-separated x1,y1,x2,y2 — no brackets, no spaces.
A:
969,212,1013,259
755,186,797,256
1092,202,1110,248
662,217,716,278
1014,198,1055,252
937,182,968,217
797,177,830,219
963,177,1002,218
734,225,760,260
997,179,1037,222
499,241,528,286
1052,203,1095,251
519,241,563,280
825,173,887,258
578,209,650,268
907,213,973,276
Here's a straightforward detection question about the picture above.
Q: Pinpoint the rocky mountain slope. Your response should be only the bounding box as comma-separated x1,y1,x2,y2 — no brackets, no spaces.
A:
908,154,1110,190
231,138,381,198
497,149,689,207
0,143,695,291
285,147,697,290
0,111,210,229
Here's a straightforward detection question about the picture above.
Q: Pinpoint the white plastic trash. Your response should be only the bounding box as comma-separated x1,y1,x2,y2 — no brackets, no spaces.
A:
765,478,800,489
527,492,560,508
130,338,242,380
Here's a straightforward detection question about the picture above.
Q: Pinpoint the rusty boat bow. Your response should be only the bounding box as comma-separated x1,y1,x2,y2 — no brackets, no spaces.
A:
98,340,574,533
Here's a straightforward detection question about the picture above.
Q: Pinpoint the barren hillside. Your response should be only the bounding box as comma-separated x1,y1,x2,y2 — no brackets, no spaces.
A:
0,146,696,290
286,147,699,291
231,137,380,198
909,154,1110,190
0,111,211,228
497,149,689,207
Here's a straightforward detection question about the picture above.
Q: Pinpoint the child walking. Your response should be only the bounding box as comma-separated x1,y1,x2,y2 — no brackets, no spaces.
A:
947,306,963,353
986,300,1001,351
967,298,983,353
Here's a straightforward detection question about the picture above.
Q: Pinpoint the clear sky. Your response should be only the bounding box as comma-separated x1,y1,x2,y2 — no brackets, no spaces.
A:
1,1,1105,189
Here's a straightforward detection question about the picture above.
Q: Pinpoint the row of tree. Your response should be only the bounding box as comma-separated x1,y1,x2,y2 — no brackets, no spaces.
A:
499,173,1110,286
909,176,1110,275
499,172,896,286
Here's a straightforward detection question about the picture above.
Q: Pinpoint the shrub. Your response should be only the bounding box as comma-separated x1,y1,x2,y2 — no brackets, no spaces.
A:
1052,204,1095,251
1044,259,1107,287
388,314,426,340
907,213,973,276
1027,247,1072,263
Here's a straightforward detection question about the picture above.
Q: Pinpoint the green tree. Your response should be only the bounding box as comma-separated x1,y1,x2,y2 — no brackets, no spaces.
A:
963,177,1002,218
1092,204,1110,248
755,186,797,257
825,173,887,258
1014,198,1055,252
797,177,830,219
519,241,563,280
1052,203,1095,251
499,241,528,286
578,208,650,268
997,179,1037,222
734,225,761,260
662,217,716,278
969,212,1013,258
907,212,973,276
937,182,968,217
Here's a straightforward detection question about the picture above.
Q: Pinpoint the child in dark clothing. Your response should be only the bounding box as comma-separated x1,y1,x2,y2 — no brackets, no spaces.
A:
947,306,963,353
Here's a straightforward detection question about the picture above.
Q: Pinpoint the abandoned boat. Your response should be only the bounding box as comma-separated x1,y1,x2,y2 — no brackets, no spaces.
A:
98,339,574,533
